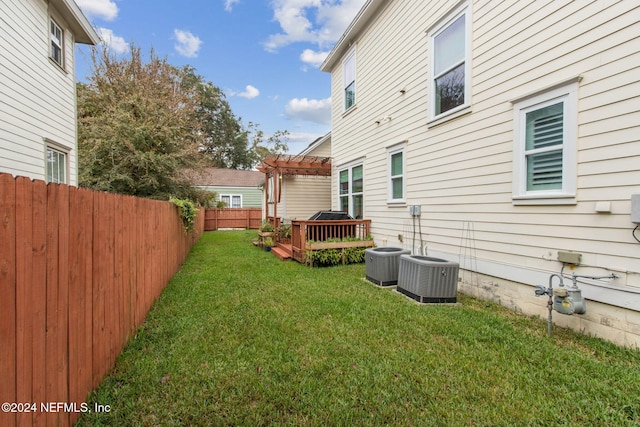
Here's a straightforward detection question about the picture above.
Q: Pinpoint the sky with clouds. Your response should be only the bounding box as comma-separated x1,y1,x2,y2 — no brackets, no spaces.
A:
74,0,367,154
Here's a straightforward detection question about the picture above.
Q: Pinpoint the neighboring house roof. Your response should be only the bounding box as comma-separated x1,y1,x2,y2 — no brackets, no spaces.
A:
51,0,101,45
299,132,331,156
188,168,264,188
320,0,385,72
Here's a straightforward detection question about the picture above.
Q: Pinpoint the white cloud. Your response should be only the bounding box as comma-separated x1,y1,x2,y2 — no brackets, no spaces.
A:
75,0,119,21
300,49,330,68
240,85,260,99
173,29,202,58
224,0,240,12
264,0,367,52
97,28,128,53
229,85,260,99
285,97,331,125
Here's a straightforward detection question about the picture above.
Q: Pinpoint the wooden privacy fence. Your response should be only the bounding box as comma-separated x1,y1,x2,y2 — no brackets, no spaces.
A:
204,207,262,230
0,173,204,427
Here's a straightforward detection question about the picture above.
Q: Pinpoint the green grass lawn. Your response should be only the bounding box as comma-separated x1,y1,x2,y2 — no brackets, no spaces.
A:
78,231,640,426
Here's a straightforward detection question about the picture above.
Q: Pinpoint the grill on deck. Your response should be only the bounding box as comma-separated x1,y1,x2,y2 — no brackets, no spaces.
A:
308,211,354,221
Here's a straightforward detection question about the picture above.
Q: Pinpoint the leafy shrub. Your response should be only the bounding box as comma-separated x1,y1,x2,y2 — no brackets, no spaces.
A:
170,197,198,232
306,237,370,267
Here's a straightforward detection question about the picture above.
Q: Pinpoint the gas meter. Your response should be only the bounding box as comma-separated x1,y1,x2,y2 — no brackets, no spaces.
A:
552,284,586,315
535,272,616,336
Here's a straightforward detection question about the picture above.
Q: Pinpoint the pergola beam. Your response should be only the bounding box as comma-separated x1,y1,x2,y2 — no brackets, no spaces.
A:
259,154,332,224
257,154,332,176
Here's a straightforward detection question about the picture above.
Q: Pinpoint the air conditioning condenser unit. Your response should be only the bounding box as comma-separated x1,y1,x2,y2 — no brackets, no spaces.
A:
365,247,411,286
397,255,459,303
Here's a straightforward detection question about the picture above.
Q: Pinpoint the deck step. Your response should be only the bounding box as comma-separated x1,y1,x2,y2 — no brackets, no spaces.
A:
271,246,291,261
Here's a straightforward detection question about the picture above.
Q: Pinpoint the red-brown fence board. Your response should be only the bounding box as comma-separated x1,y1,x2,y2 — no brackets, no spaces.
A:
0,174,17,427
32,180,47,427
0,173,203,427
68,186,94,424
15,176,34,426
46,182,70,427
204,207,262,231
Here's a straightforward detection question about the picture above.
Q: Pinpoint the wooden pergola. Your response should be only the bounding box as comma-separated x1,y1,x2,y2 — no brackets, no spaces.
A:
256,154,332,225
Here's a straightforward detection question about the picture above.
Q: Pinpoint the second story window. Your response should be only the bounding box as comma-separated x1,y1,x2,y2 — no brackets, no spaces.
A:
429,3,471,119
50,18,64,67
343,50,356,111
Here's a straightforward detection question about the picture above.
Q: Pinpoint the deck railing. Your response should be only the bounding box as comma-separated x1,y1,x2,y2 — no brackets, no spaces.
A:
290,219,371,263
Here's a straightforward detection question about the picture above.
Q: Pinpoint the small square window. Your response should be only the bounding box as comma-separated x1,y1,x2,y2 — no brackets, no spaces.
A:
46,146,67,184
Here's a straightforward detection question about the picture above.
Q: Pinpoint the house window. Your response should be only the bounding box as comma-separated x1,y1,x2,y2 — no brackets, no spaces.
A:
429,3,471,119
512,81,578,204
388,147,405,202
46,146,67,184
220,194,242,208
339,163,363,218
343,50,356,111
50,18,64,67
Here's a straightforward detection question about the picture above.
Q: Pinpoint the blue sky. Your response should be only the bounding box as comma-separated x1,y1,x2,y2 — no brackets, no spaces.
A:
75,0,366,154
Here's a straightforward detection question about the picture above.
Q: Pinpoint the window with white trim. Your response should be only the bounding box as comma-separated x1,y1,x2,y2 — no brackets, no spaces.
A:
388,147,405,203
429,3,471,119
343,50,356,111
339,163,363,218
220,194,242,208
50,18,64,67
512,82,578,204
46,145,67,184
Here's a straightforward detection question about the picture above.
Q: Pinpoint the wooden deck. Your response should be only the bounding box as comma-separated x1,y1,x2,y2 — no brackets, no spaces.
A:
291,219,371,264
271,242,292,260
262,218,372,264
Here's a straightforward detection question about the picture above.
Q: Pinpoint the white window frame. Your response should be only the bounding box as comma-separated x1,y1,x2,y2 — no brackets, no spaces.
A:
45,142,69,184
388,145,406,204
338,161,364,219
220,194,242,208
512,81,578,205
50,17,64,68
343,48,356,112
428,2,471,121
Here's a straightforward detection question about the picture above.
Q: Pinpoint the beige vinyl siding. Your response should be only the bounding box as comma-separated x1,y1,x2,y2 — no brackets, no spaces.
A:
280,175,331,221
329,0,640,299
0,0,80,184
278,135,332,221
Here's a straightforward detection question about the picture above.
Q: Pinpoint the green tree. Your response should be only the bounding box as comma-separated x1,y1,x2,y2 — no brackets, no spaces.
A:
77,45,208,201
180,68,290,169
180,67,254,169
243,123,290,166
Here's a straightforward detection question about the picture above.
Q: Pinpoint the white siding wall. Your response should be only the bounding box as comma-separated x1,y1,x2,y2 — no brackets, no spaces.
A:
329,0,640,345
0,0,80,185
